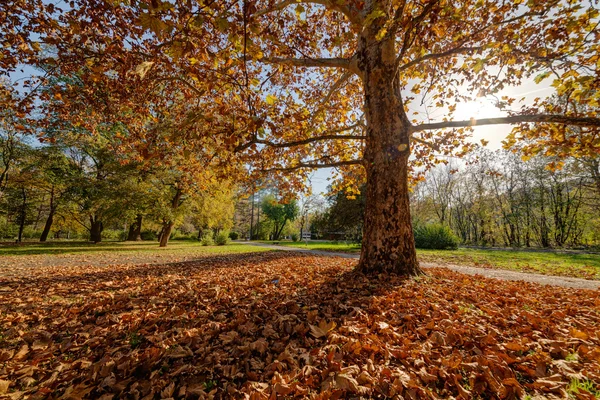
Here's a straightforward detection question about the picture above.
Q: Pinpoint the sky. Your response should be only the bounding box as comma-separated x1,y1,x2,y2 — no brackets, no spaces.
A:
309,78,556,195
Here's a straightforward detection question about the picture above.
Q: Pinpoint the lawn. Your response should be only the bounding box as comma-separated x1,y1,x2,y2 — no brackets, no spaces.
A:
0,240,271,272
0,251,598,399
261,241,600,280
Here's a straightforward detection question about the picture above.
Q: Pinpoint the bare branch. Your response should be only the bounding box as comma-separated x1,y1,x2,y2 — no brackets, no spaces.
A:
410,114,600,133
397,46,482,71
411,136,440,151
263,159,363,172
255,134,365,148
321,71,352,105
262,56,353,71
235,123,365,152
253,0,360,25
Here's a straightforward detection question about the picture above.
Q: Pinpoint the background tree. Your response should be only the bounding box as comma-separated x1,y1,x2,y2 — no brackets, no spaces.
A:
261,195,299,240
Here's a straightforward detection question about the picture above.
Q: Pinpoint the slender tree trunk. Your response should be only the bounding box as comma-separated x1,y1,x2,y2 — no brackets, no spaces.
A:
90,216,103,243
40,187,56,242
356,26,421,275
127,214,143,241
17,187,27,243
40,208,56,242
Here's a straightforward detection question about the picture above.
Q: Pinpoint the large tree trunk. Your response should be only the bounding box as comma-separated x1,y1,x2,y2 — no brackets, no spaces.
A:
127,214,143,241
90,217,103,243
159,221,174,247
356,22,421,276
159,188,183,248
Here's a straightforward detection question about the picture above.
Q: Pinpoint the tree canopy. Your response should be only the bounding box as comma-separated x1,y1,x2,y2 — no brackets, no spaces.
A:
2,0,599,274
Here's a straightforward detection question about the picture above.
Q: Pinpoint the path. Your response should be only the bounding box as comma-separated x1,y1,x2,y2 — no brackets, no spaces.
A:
240,242,600,290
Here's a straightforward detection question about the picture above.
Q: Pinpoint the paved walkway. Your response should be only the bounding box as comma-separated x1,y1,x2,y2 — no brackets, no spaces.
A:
240,242,600,290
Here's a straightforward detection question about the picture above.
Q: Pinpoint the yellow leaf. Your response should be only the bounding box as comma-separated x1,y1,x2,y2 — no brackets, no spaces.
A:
266,94,277,105
134,61,154,79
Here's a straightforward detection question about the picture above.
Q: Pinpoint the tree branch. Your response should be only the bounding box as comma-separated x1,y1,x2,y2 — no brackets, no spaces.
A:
410,114,600,133
411,136,440,151
397,46,482,71
262,56,352,70
263,159,363,172
235,123,365,152
253,0,360,25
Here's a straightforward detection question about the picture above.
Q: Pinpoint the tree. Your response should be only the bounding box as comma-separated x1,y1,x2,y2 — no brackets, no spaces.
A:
7,0,600,275
261,195,299,240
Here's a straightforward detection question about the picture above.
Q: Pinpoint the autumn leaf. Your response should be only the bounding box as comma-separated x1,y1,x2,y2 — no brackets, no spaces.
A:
134,61,155,79
309,320,336,338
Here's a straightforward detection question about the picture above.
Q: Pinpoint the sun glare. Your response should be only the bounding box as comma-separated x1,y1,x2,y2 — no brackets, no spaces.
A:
452,98,502,121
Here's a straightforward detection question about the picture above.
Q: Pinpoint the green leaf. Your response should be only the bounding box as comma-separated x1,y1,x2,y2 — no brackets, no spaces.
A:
534,71,551,84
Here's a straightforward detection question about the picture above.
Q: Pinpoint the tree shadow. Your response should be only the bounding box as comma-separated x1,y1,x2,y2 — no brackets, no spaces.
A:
0,250,418,398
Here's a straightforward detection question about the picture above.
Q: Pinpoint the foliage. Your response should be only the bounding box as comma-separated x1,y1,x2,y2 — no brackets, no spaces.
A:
0,252,598,398
214,231,230,246
311,187,365,241
4,0,600,272
228,231,239,240
413,223,460,250
412,149,600,248
261,195,299,240
291,233,299,242
200,232,214,246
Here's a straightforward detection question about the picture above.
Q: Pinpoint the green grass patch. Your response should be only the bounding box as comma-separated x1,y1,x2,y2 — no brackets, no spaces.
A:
418,248,600,280
0,240,271,257
257,241,600,280
259,240,361,253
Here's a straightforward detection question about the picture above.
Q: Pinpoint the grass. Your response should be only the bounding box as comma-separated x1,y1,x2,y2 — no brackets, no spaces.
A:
259,240,600,280
260,240,361,253
418,247,600,280
0,240,270,257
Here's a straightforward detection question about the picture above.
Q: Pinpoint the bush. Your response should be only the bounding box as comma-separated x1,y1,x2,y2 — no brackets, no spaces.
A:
102,229,124,241
229,231,239,240
140,230,157,241
22,227,43,240
215,231,229,246
171,230,195,240
414,223,459,250
291,233,299,242
201,232,214,246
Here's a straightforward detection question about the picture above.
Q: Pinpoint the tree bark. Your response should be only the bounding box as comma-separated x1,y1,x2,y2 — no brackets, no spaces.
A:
90,216,103,243
356,19,421,275
159,221,175,247
159,188,183,248
17,187,27,243
40,187,56,242
40,208,56,242
127,214,143,241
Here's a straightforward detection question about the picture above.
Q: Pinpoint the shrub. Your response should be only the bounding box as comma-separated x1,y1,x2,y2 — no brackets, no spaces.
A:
102,229,124,241
413,223,459,250
229,231,239,240
22,227,43,240
215,231,229,246
140,230,157,241
171,230,195,240
201,232,214,246
291,233,299,242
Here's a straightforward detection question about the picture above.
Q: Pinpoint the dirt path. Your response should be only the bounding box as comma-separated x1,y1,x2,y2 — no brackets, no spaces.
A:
242,242,600,290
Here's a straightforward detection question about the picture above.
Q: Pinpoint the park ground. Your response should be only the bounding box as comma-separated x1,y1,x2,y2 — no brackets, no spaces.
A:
1,241,599,399
261,240,600,280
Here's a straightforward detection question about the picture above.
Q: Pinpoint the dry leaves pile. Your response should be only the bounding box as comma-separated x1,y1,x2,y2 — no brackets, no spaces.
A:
1,252,599,399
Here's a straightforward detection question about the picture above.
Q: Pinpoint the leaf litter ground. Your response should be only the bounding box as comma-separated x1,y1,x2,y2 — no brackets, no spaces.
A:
1,252,599,399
